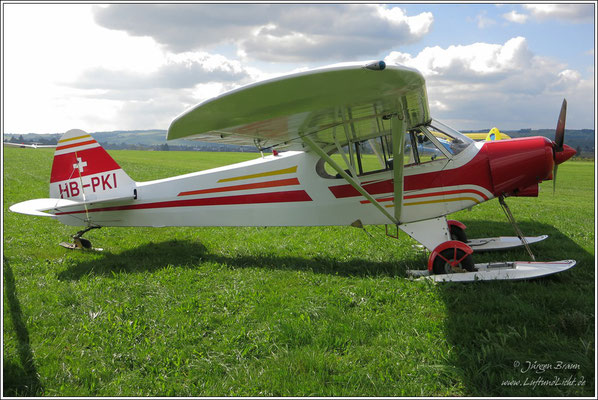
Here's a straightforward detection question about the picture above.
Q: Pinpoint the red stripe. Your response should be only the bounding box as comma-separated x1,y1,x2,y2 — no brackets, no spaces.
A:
55,139,97,151
178,178,300,196
359,188,489,204
329,179,394,198
55,190,312,215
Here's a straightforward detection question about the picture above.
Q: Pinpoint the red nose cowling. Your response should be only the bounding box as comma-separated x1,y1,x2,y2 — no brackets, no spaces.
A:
485,137,558,197
555,144,576,165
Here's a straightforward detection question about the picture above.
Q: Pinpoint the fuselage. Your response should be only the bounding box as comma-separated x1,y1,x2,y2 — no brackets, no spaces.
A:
52,135,572,228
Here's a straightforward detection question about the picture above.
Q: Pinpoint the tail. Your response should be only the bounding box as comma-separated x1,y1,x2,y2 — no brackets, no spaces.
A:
49,129,136,202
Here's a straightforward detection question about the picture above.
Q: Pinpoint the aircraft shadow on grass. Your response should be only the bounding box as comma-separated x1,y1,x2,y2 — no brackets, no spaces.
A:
57,239,415,281
57,220,591,282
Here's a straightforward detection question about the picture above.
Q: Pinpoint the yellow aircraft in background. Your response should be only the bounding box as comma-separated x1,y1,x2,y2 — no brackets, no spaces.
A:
464,127,511,141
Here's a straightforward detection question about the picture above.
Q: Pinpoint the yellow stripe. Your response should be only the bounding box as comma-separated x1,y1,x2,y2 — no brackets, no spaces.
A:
385,197,481,208
58,134,91,144
404,197,480,206
218,166,298,182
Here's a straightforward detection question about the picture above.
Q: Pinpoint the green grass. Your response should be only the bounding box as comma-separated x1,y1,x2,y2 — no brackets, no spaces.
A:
3,147,595,396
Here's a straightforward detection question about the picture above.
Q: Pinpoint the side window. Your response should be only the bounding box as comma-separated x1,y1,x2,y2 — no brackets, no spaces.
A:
405,131,420,166
369,133,417,171
317,135,395,179
317,132,428,179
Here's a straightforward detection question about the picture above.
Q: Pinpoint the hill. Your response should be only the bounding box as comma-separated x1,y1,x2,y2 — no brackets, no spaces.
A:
4,128,595,157
3,130,258,153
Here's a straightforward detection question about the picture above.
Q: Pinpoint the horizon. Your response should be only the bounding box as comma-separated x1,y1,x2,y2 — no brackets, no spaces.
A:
3,126,597,138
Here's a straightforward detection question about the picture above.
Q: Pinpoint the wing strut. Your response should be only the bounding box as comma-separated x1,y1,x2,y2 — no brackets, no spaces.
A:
391,114,405,222
332,125,360,184
301,135,398,225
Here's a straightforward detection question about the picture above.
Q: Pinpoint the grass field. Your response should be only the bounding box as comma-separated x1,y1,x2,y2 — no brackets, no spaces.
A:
3,147,595,397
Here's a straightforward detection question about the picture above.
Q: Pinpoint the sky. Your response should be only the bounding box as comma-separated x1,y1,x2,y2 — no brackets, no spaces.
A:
2,2,596,135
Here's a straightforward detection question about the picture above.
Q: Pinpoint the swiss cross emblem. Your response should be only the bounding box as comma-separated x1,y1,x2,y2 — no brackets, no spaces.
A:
73,157,88,173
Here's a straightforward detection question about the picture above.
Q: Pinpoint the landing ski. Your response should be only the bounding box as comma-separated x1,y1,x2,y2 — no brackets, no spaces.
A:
467,235,548,252
407,259,576,282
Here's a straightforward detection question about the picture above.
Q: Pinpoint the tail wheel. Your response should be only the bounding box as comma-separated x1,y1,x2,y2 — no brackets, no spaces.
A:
450,225,467,242
432,248,475,274
73,237,93,249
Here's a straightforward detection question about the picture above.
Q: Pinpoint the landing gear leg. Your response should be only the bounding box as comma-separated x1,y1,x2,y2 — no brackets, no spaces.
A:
59,225,101,250
499,196,535,261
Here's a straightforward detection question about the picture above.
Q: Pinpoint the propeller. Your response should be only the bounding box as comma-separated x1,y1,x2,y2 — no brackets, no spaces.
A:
552,99,567,193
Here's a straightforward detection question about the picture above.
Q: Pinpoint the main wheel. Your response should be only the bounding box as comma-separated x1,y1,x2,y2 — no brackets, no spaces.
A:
449,225,467,242
432,248,475,274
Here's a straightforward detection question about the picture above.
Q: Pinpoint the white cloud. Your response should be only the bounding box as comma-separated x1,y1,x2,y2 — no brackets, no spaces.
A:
3,5,260,132
3,4,167,133
475,11,496,28
385,37,594,129
523,4,594,23
386,37,533,78
503,10,529,24
376,5,433,36
72,53,251,91
92,4,433,62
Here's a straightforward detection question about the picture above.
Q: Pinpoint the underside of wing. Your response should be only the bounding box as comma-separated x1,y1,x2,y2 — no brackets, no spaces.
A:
167,62,430,151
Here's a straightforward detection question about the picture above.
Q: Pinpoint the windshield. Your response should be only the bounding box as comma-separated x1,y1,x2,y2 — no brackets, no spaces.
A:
426,119,474,156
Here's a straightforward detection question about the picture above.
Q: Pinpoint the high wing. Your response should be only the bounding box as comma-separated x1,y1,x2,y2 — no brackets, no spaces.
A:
167,62,431,224
167,62,430,151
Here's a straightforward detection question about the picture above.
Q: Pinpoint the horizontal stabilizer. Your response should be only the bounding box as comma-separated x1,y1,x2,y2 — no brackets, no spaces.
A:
10,195,135,217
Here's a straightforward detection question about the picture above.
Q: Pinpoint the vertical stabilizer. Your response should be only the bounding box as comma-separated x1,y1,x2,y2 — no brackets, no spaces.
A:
49,129,136,202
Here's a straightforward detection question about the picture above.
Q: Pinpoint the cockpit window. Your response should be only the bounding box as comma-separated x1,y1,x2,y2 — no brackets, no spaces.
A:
425,119,473,156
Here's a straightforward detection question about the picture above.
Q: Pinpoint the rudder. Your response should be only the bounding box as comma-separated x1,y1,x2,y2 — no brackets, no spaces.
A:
50,129,136,202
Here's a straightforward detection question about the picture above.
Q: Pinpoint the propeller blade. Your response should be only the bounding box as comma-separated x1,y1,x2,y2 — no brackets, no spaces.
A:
552,98,567,193
554,98,567,152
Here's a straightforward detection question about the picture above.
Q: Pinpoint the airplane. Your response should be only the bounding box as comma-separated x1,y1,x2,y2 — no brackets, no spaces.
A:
4,141,57,148
9,61,577,282
464,127,511,141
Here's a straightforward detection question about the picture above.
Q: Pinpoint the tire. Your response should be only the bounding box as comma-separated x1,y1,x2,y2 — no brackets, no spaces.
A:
450,225,467,242
432,248,475,274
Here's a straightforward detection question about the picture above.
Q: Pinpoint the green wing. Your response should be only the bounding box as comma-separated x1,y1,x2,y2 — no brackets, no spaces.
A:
167,63,430,150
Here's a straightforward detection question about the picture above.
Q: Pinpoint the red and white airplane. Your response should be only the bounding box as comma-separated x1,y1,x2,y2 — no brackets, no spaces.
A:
9,61,577,281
